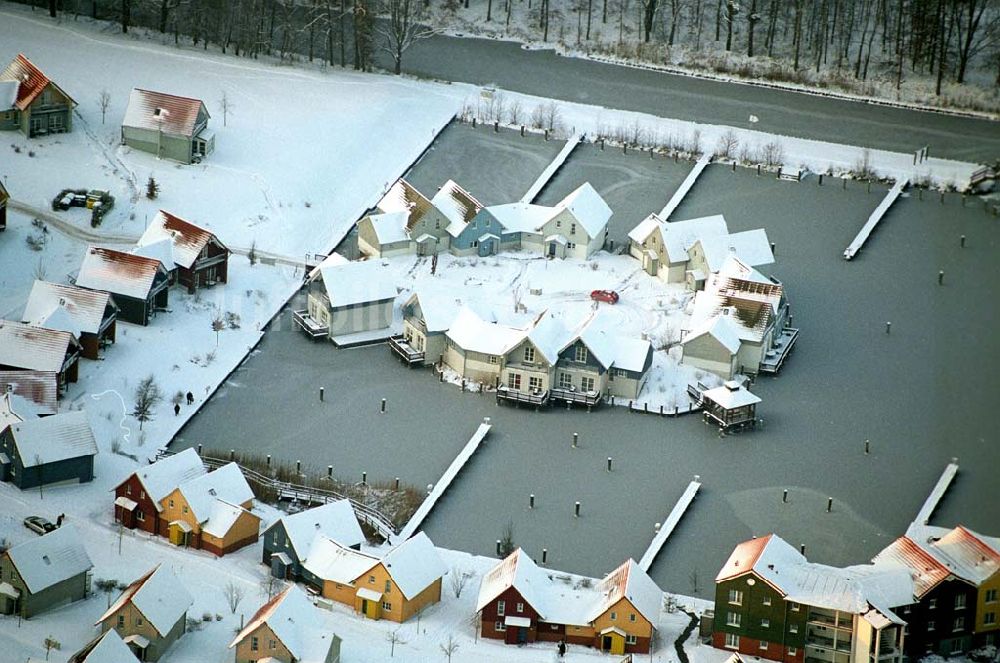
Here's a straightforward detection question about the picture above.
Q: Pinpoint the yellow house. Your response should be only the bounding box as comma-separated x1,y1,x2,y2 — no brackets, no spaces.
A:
230,585,341,663
95,565,193,662
587,559,661,655
157,462,259,556
303,532,446,623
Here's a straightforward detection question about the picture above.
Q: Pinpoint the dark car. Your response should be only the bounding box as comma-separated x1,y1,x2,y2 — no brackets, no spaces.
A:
23,516,57,535
590,289,620,304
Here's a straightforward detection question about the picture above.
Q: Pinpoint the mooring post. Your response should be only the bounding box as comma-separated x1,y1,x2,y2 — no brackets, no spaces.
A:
827,497,833,513
757,165,761,176
867,180,871,193
623,143,627,155
607,457,613,472
381,398,386,413
574,501,581,517
496,540,501,556
542,548,548,564
266,454,271,467
295,460,301,474
731,162,736,172
572,432,578,448
529,494,535,509
782,489,788,503
197,444,202,456
886,321,892,334
771,242,776,255
843,178,847,190
818,174,823,186
865,440,870,455
394,477,400,490
520,125,525,137
319,387,324,402
494,121,499,133
960,235,966,248
544,129,549,141
800,544,806,555
938,270,944,285
229,449,235,461
940,192,945,204
472,117,476,128
362,471,367,484
327,465,333,478
777,167,782,179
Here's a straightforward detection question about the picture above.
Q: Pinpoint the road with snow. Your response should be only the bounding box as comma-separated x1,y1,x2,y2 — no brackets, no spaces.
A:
381,36,1000,163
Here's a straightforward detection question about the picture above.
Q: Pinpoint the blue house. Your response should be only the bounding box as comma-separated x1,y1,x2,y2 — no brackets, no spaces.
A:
262,500,365,580
0,410,97,490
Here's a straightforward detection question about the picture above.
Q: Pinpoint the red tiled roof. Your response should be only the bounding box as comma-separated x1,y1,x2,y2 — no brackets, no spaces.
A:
139,210,225,270
716,534,774,582
0,54,50,111
123,88,208,137
76,247,166,300
874,536,951,598
0,370,58,414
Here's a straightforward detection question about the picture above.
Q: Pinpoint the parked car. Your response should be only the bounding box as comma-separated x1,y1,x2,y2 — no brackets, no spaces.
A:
590,290,620,304
23,516,57,535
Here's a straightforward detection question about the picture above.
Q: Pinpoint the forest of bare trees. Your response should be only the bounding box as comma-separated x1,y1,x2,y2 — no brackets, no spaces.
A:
23,0,1000,106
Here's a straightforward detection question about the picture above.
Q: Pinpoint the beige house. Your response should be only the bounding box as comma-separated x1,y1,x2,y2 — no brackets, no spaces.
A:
230,585,341,663
443,308,526,385
96,565,193,662
531,183,612,260
295,256,397,343
357,179,453,258
396,291,464,366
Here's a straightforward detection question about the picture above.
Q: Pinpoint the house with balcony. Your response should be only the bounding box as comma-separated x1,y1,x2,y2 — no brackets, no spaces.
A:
443,307,526,385
121,89,213,164
0,54,76,137
712,534,912,663
113,447,206,535
22,281,118,360
498,313,568,407
0,525,93,618
230,585,342,663
477,550,662,655
134,210,229,293
0,320,81,392
392,291,464,366
262,500,365,580
75,247,171,326
294,255,397,344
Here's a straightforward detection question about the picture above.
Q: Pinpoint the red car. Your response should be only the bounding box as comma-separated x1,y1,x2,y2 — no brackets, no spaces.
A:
590,290,620,304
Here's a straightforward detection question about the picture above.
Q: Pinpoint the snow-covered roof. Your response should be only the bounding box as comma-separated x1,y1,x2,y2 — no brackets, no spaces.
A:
0,393,24,433
688,292,774,346
714,253,772,285
125,447,206,508
380,532,447,600
703,381,760,409
873,536,962,598
312,260,397,308
304,252,349,282
589,559,662,626
98,565,193,637
484,202,553,234
906,525,1000,585
4,525,93,594
661,214,729,264
571,313,652,373
70,630,136,663
367,211,411,245
627,213,663,244
131,237,175,272
612,336,653,373
175,462,254,522
0,371,58,415
432,180,482,237
0,320,79,373
552,183,612,238
302,535,378,585
377,179,433,227
22,281,115,337
524,313,573,364
136,210,223,270
682,313,743,355
0,54,75,111
230,586,333,662
123,88,207,137
76,246,166,300
445,307,525,356
695,229,774,272
405,291,464,334
476,548,552,616
8,410,97,467
271,500,365,558
201,499,256,539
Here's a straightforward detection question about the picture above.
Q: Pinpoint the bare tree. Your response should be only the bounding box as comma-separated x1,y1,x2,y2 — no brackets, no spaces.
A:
387,627,406,656
97,90,111,125
449,566,473,598
507,99,523,125
715,128,739,158
223,581,246,614
498,519,516,557
212,312,226,347
378,0,437,74
439,635,459,662
219,91,234,127
132,375,163,431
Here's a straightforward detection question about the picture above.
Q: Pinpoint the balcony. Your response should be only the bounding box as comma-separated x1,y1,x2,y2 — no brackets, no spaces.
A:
808,613,852,630
550,387,602,407
759,327,799,373
387,335,425,365
807,634,853,653
496,386,549,407
292,309,329,338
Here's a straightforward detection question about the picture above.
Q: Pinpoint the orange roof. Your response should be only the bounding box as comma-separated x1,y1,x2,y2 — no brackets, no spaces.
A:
874,536,951,598
0,54,73,111
231,586,291,646
123,88,208,137
716,534,774,582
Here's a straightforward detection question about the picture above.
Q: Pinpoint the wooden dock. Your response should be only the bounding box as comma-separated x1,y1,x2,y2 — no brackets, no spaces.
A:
843,177,908,260
397,420,493,541
638,479,701,572
913,461,959,526
659,153,712,220
521,133,582,203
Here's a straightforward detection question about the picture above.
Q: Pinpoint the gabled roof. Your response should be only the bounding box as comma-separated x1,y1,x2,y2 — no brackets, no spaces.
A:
123,89,208,137
202,499,257,538
76,246,167,300
476,548,551,616
432,180,483,237
0,179,9,203
377,179,433,230
137,210,225,270
907,525,1000,585
302,535,378,585
131,237,175,270
445,307,525,356
589,559,662,626
22,281,116,336
378,532,447,600
661,215,729,264
570,313,652,373
483,202,554,234
523,312,573,365
69,630,136,663
873,536,953,599
0,392,24,433
122,447,206,508
695,229,774,272
0,371,58,415
4,525,93,594
174,462,254,522
366,211,411,245
230,586,318,661
8,410,97,467
682,313,743,355
268,500,364,558
0,320,79,373
551,183,612,238
0,54,76,111
404,291,464,334
311,260,397,308
627,213,664,245
97,565,193,637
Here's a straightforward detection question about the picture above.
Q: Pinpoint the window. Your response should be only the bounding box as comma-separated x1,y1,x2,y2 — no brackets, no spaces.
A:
953,616,964,632
570,223,576,235
927,621,935,632
435,220,440,230
726,612,742,627
789,625,798,634
762,596,772,606
251,636,259,651
567,242,576,249
126,485,131,495
385,580,391,593
168,499,174,508
629,613,636,622
626,635,637,645
497,600,505,616
496,621,506,632
182,506,188,514
581,376,595,392
929,598,937,609
516,602,524,613
269,639,277,650
556,219,562,228
528,376,543,392
135,616,143,626
140,491,145,499
951,640,965,655
559,373,572,389
575,346,588,363
508,373,522,390
136,511,145,522
790,602,800,612
610,611,617,621
489,355,499,364
761,619,770,628
986,589,998,603
788,647,798,656
984,612,997,626
523,346,535,362
728,590,743,605
759,641,768,650
472,240,479,248
368,575,375,584
117,615,125,628
725,633,740,649
954,595,966,609
382,601,392,611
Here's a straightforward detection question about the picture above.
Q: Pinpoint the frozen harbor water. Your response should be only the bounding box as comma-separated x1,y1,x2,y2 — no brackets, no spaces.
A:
175,155,999,598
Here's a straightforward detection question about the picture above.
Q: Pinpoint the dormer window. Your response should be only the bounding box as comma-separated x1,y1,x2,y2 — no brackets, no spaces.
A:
523,346,535,363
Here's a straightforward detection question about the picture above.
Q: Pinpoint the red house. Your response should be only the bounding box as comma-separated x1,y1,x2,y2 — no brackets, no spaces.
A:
477,549,549,645
113,448,205,535
135,210,230,294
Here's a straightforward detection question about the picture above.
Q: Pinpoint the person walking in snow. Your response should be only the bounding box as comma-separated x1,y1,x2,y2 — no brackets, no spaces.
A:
186,391,194,405
557,640,566,658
